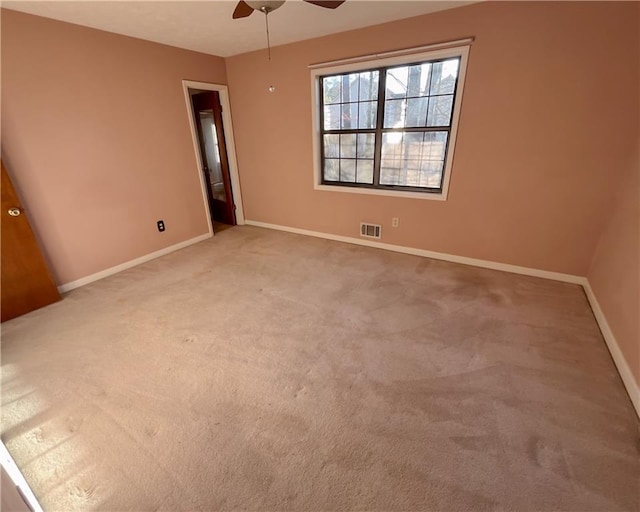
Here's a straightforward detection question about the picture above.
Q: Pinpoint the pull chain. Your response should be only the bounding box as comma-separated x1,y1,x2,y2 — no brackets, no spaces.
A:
264,9,275,92
264,11,271,61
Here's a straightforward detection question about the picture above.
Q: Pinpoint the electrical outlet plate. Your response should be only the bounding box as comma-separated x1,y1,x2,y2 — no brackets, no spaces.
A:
392,218,399,228
157,220,165,232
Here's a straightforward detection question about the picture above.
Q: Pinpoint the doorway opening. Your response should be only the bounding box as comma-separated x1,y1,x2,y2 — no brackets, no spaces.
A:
182,81,244,235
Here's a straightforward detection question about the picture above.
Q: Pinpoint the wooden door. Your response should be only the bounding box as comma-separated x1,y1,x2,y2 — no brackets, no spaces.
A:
1,161,61,321
191,92,236,226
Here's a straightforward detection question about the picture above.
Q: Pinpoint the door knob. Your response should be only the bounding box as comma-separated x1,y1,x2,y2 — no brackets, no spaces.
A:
7,208,22,217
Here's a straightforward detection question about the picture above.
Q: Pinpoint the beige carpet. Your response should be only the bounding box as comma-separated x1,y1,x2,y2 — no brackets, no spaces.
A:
1,226,638,511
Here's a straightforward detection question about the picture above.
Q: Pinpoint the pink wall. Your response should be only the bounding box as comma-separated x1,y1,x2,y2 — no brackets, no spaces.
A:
588,143,640,386
225,1,638,276
1,9,226,285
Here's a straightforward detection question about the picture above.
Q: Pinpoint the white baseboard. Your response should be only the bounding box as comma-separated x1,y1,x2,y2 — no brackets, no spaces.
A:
58,233,212,293
583,282,640,417
245,219,639,418
245,220,585,284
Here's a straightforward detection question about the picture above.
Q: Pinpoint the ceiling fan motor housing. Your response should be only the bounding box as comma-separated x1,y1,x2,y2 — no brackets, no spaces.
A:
246,1,286,13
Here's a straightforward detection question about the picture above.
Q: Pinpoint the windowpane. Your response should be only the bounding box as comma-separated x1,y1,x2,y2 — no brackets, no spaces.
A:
405,97,428,127
381,132,403,169
358,71,379,101
340,103,358,130
323,76,341,104
384,99,405,128
324,104,340,130
386,66,409,98
357,133,375,159
430,59,459,95
356,160,374,184
340,160,356,182
420,160,444,187
380,159,422,187
324,159,339,181
427,95,454,127
379,132,448,188
341,74,359,103
380,161,403,186
423,131,448,161
340,134,356,158
358,101,377,129
323,134,339,158
407,63,431,97
403,132,424,159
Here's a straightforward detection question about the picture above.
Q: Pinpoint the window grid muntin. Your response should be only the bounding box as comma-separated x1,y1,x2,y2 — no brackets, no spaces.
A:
319,56,461,193
379,131,449,188
383,59,457,130
322,71,379,131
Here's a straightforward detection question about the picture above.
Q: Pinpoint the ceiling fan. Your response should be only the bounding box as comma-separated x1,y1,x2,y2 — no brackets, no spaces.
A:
233,0,346,19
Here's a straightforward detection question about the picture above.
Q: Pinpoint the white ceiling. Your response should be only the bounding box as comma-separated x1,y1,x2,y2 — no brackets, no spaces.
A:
2,0,474,57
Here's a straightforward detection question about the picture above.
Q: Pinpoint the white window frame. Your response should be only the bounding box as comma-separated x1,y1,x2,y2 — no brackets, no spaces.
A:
310,44,470,201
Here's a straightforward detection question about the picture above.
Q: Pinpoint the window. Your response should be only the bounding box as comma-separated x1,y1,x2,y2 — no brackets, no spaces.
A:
311,45,469,200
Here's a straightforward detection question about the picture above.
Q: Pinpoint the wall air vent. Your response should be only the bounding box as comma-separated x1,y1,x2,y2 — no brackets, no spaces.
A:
360,222,382,240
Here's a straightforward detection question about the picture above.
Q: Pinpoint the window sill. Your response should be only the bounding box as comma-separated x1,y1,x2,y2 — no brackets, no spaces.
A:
313,183,448,201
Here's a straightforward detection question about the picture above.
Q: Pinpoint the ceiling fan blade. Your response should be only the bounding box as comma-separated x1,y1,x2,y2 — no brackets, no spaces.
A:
233,1,255,19
303,0,346,9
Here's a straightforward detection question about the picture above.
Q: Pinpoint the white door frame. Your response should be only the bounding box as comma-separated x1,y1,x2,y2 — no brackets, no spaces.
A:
182,80,245,234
